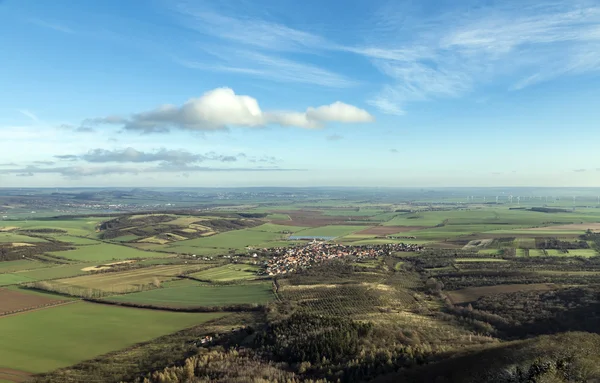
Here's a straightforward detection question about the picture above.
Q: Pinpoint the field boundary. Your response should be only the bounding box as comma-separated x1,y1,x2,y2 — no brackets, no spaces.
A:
0,300,78,318
83,297,266,313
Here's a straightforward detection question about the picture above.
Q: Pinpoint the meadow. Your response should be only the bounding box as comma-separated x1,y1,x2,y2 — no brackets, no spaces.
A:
107,281,273,308
48,243,168,262
52,264,211,293
166,229,284,253
0,302,223,373
291,225,368,238
189,263,259,281
0,218,103,237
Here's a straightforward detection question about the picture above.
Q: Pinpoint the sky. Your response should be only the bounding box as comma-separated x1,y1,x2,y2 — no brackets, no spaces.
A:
1,0,600,187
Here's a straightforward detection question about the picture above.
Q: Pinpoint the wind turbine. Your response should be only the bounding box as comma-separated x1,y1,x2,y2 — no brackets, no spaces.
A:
496,196,499,204
517,196,521,205
509,195,513,204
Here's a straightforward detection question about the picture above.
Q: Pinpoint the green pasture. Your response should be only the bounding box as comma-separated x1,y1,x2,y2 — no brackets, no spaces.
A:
0,218,104,237
292,225,369,238
48,243,167,262
0,232,46,243
0,259,49,273
249,223,307,233
107,281,273,308
265,213,291,221
111,235,142,242
189,264,259,281
166,229,284,253
381,207,600,228
16,262,104,281
321,209,385,217
455,258,508,262
0,302,224,373
52,235,100,245
0,273,36,286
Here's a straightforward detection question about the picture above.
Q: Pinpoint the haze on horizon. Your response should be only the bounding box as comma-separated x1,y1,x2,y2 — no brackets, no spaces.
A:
1,0,600,188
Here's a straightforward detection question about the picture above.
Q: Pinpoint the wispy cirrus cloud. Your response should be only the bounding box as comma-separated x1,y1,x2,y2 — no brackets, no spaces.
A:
173,1,600,115
28,18,74,34
362,1,600,113
18,109,40,123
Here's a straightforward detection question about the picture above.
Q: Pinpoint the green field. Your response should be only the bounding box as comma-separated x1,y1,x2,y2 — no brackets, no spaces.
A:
0,259,49,273
52,235,101,245
455,258,508,262
166,229,284,253
0,232,47,243
292,225,368,238
48,243,169,262
107,281,273,308
189,264,259,281
0,302,224,373
53,264,211,293
249,223,308,233
0,273,36,286
0,218,104,237
321,209,385,217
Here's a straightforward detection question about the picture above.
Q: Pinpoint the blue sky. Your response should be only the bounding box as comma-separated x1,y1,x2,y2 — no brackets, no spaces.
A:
1,0,600,187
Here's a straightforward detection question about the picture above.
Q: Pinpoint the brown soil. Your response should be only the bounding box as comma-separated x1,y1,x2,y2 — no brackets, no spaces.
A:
446,283,556,304
272,210,372,227
356,226,427,235
0,288,66,315
0,368,32,383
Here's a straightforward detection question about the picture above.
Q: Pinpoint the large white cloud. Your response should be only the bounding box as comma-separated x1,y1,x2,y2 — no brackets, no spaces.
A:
80,88,374,133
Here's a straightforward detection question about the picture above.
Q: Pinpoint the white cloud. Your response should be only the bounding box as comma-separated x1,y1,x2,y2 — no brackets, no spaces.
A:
84,87,373,133
306,102,374,123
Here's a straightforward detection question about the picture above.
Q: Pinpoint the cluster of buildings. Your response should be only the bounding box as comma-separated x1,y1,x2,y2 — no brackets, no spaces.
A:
263,241,423,276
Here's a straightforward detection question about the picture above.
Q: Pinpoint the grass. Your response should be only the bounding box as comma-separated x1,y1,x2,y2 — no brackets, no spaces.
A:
321,209,385,217
107,281,273,308
167,229,284,253
249,223,307,233
111,234,142,242
52,235,100,245
53,264,209,293
292,225,369,238
0,273,36,286
15,262,105,281
455,258,508,262
48,243,169,262
0,232,47,243
0,218,104,237
265,213,291,221
189,264,259,281
0,259,49,273
0,302,224,373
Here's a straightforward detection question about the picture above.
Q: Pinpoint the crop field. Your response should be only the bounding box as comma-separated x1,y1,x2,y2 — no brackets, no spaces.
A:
11,262,101,281
166,229,284,253
0,233,46,243
0,260,49,273
189,263,259,281
52,264,210,293
0,218,103,237
446,283,557,304
523,249,599,257
321,209,385,217
455,258,508,262
0,302,224,373
48,243,168,262
51,235,100,245
248,223,308,233
356,225,425,235
107,281,273,308
0,288,67,315
0,274,36,287
292,225,369,238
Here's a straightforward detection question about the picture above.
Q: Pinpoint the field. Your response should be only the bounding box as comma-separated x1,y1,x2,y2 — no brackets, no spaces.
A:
291,225,368,238
0,302,224,373
0,288,67,315
0,274,36,287
0,233,46,243
48,243,169,262
107,281,273,308
0,260,49,273
0,218,103,237
52,264,211,293
166,229,284,253
189,263,259,281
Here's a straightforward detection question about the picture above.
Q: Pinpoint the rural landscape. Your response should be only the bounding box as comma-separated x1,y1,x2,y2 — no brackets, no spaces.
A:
1,187,600,382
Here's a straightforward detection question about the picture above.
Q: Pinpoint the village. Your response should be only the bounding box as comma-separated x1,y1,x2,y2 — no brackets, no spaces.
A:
262,241,423,276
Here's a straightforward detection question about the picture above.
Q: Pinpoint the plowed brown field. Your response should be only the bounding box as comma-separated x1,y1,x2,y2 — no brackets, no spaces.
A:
0,288,66,316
